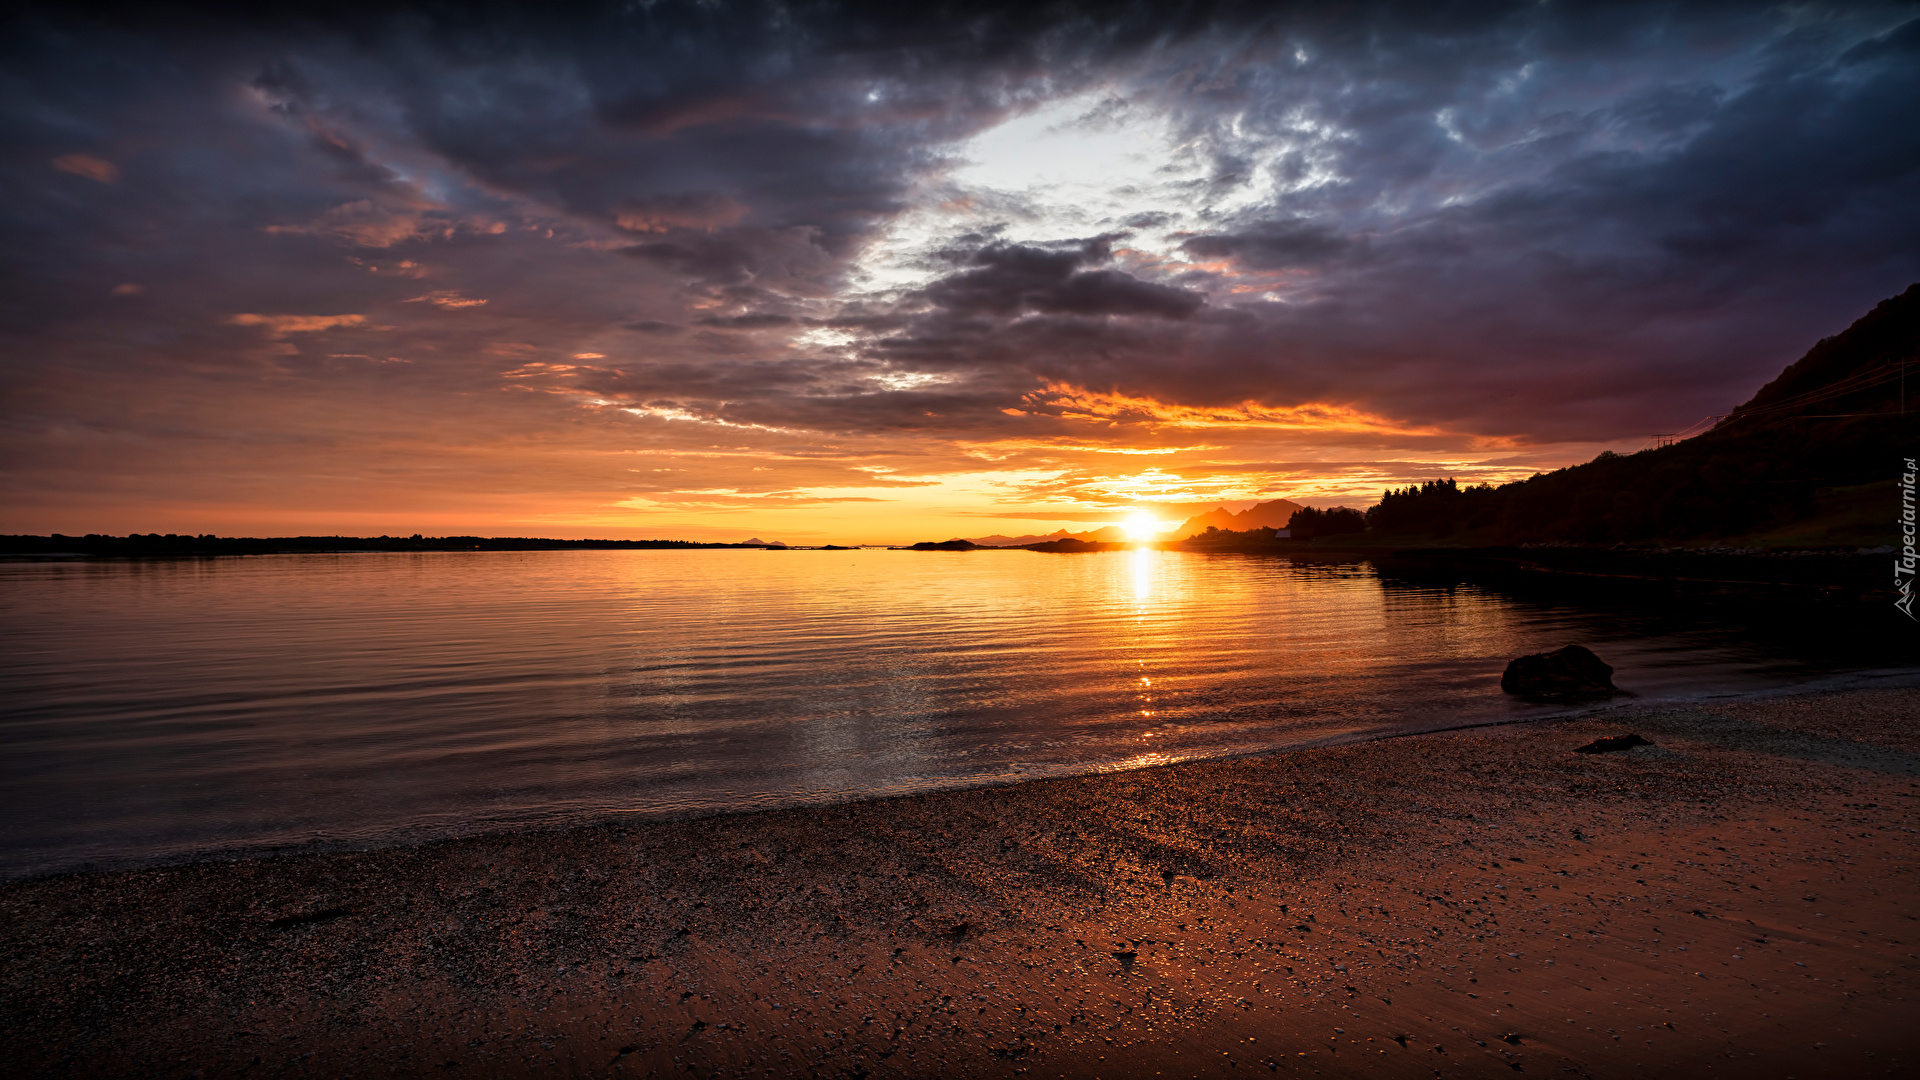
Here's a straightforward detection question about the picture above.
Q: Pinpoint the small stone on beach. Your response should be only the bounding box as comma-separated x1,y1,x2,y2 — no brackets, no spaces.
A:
1573,733,1653,754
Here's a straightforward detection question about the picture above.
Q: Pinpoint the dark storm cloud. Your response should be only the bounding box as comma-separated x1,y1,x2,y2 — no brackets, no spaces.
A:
223,0,1196,251
1178,220,1356,270
921,238,1205,319
617,233,822,291
695,314,797,330
852,2,1920,440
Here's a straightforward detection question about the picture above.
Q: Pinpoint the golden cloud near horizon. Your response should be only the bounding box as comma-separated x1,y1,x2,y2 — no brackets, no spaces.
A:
1013,381,1452,437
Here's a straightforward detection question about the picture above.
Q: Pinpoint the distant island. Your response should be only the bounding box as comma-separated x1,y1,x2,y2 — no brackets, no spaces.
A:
0,534,819,556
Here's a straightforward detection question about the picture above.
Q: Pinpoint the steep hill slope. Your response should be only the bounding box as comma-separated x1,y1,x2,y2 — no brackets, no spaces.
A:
1347,283,1920,547
1724,283,1920,426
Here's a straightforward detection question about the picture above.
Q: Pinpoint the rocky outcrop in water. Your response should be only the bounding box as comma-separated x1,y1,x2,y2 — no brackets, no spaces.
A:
1500,645,1617,697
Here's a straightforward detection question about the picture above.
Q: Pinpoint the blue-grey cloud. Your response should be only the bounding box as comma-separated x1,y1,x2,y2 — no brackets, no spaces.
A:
921,238,1205,319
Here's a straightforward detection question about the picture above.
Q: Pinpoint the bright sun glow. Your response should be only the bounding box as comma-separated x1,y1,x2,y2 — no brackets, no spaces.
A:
1123,513,1163,541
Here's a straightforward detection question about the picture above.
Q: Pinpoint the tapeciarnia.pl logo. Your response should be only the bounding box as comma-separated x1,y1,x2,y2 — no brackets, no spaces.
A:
1900,456,1917,620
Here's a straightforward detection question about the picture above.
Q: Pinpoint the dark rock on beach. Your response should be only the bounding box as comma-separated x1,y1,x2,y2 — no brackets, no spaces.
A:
1501,644,1617,697
1574,733,1653,754
265,906,351,929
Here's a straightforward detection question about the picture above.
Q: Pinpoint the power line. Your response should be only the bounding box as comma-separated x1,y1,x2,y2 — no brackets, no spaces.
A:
1647,353,1918,447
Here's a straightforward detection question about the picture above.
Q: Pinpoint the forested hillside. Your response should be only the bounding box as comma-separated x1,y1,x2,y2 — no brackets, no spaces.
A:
1324,284,1920,546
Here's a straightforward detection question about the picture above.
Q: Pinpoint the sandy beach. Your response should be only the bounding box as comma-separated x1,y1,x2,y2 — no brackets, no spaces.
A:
3,686,1915,1079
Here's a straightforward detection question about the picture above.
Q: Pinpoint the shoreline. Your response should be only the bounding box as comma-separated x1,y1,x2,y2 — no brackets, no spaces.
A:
5,686,1917,1078
13,669,1918,890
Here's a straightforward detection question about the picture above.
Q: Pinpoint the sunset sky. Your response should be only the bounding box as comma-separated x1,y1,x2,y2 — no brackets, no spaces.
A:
4,1,1917,543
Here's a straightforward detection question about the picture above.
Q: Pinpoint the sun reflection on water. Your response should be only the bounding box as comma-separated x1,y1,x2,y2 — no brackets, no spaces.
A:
1127,547,1163,725
1129,546,1155,602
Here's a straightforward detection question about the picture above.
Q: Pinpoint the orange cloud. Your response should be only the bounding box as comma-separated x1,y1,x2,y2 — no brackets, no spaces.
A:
502,362,580,378
348,257,428,278
51,153,118,182
1021,381,1447,437
265,200,465,249
614,194,749,234
960,438,1216,457
227,313,367,337
405,291,488,308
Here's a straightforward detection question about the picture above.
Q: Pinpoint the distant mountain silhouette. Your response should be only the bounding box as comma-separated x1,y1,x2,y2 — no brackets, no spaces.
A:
965,526,1127,546
966,504,1303,546
1172,498,1304,539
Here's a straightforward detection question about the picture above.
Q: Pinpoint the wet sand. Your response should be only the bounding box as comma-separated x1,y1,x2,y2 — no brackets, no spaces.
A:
3,687,1916,1079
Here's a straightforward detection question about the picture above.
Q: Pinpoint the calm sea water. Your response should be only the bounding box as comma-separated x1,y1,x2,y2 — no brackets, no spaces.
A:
1,548,1909,881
